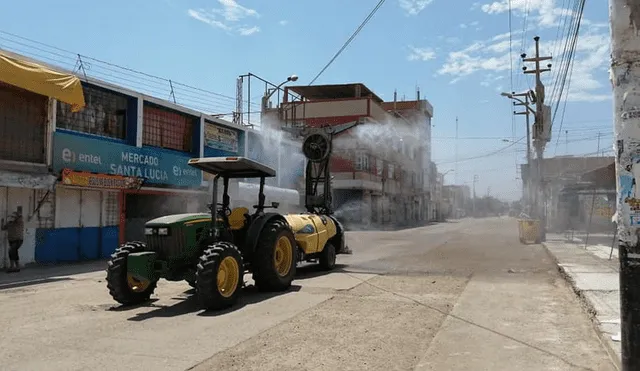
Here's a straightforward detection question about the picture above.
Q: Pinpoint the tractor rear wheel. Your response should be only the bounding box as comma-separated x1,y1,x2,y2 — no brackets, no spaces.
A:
185,278,197,288
252,218,297,292
196,242,243,310
318,242,336,271
106,241,158,306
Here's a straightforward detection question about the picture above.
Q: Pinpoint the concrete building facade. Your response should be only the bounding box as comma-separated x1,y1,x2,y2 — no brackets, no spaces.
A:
263,83,435,229
521,155,614,233
0,50,302,268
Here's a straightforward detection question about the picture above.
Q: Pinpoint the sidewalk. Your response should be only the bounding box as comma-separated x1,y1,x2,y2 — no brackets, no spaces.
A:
542,233,621,368
0,259,107,290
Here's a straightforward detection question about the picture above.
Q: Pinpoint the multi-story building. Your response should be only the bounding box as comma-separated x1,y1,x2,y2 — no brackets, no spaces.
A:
0,50,301,268
442,184,471,219
263,83,435,228
435,172,445,221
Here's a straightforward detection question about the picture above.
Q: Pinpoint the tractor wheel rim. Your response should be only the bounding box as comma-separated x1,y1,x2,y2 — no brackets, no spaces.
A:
217,256,239,298
274,236,293,276
127,274,150,292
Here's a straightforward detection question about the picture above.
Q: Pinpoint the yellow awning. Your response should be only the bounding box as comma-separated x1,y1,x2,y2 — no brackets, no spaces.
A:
0,51,85,112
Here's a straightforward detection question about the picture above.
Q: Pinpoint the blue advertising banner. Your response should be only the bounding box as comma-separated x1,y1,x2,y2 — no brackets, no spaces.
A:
52,131,202,187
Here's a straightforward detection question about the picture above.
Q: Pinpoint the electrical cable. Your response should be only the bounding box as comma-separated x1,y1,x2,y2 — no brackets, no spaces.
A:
551,0,586,155
308,0,387,85
435,136,526,165
434,134,609,165
0,29,258,117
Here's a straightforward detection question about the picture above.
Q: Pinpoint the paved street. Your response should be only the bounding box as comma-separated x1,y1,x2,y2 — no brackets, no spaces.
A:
0,217,617,371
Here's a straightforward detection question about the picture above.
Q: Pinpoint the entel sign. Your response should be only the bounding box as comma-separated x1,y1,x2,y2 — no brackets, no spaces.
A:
54,131,202,187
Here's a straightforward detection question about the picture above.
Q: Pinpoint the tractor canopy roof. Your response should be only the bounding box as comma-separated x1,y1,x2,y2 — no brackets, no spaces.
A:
187,156,276,178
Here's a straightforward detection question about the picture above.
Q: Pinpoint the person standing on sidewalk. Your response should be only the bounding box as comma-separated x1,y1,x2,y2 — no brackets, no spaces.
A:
1,206,24,273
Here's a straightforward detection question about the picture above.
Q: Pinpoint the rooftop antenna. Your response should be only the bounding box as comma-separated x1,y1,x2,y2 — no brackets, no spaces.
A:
394,89,397,111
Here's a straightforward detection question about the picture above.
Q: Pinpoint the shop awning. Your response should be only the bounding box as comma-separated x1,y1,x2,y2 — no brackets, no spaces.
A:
0,50,85,112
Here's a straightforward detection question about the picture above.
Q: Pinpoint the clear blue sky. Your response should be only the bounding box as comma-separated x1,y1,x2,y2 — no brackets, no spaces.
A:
0,0,612,200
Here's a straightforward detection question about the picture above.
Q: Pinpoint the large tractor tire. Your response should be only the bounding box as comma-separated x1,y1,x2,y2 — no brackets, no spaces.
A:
185,278,197,288
252,218,298,292
106,241,158,306
196,242,244,310
318,242,337,271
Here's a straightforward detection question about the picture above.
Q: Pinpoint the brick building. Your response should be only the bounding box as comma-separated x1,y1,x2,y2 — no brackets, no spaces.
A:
263,83,435,228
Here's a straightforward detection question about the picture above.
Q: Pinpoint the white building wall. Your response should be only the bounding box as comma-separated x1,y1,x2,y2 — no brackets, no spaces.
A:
0,187,55,267
55,187,119,228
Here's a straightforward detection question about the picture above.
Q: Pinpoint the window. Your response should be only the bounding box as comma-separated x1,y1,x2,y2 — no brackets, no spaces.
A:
143,104,194,152
376,158,383,176
388,164,395,179
104,192,120,226
0,82,47,163
355,151,369,171
57,84,128,139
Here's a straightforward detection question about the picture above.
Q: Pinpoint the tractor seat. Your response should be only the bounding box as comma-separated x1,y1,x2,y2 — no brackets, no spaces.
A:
228,207,249,230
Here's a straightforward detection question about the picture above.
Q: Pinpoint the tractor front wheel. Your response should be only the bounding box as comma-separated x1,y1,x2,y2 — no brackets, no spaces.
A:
106,242,158,306
196,242,244,310
252,218,297,292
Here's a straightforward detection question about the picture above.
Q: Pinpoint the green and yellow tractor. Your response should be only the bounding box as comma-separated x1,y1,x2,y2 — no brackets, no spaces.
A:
106,129,350,310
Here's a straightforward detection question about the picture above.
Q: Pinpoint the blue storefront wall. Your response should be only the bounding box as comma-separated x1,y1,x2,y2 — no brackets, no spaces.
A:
35,130,204,263
35,226,118,263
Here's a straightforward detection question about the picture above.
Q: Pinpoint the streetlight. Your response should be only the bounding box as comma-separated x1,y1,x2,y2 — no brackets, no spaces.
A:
500,91,536,116
264,74,298,104
238,73,299,126
501,91,534,213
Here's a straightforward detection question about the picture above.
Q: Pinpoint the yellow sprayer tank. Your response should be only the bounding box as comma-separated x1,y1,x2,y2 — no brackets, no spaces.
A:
284,214,337,254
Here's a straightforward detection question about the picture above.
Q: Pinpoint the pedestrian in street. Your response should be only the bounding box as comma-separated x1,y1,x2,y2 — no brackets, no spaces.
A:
2,206,24,273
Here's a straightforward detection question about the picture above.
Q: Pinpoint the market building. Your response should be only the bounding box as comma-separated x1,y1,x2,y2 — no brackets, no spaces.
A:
0,49,253,267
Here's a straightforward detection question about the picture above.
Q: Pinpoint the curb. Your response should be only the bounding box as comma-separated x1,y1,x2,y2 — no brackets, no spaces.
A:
540,242,621,371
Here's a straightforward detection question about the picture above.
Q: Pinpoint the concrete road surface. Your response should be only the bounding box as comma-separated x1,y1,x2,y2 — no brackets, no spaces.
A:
0,217,617,371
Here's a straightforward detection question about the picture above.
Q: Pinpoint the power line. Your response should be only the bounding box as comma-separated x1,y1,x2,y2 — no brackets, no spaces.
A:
435,136,526,165
551,0,586,155
0,29,258,119
434,134,610,164
308,0,387,85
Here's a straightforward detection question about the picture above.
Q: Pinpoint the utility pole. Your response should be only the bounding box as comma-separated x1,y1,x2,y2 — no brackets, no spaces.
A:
472,174,478,217
522,36,552,240
455,116,459,185
611,1,640,369
500,90,535,213
512,91,534,210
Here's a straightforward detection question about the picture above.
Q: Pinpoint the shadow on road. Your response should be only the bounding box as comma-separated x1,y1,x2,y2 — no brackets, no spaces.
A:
0,260,107,291
118,262,350,320
122,284,302,321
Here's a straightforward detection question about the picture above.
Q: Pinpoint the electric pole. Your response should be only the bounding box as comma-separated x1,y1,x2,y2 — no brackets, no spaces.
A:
472,174,478,217
522,36,552,241
500,90,536,213
511,91,534,210
455,116,459,185
611,1,640,369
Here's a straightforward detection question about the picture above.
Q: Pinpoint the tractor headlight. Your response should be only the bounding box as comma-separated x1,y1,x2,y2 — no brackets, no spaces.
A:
144,228,153,235
158,228,169,236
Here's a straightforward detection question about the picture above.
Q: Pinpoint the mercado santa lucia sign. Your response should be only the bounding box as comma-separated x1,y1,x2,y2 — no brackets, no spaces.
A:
52,131,202,187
